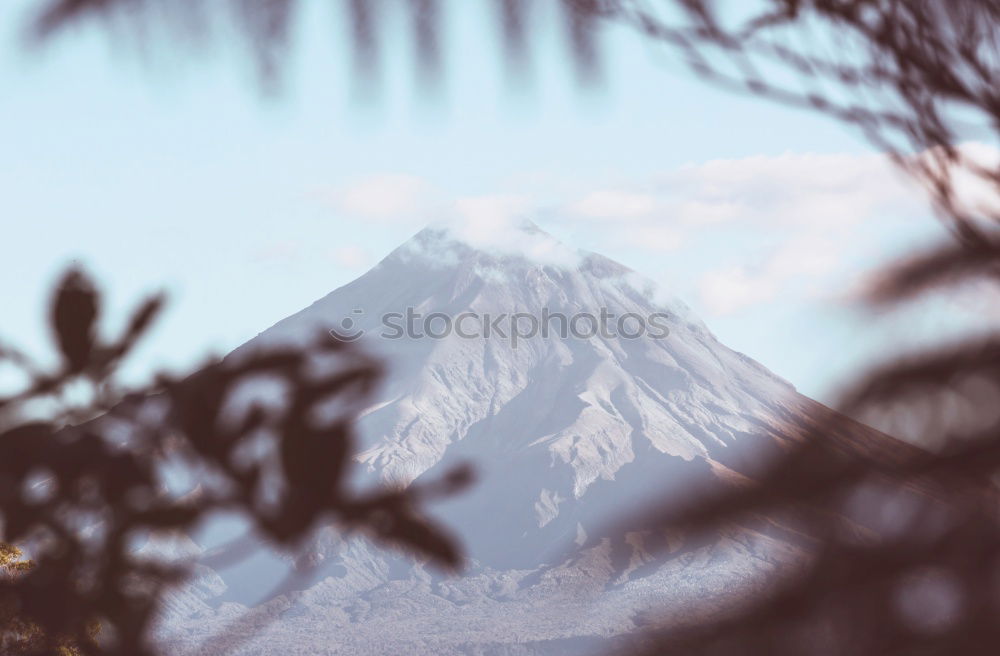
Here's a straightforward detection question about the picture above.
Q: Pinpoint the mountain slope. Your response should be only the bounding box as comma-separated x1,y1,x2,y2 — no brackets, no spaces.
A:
237,224,895,567
166,223,918,654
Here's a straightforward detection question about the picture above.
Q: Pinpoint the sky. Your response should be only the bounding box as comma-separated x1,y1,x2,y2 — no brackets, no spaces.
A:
0,0,977,402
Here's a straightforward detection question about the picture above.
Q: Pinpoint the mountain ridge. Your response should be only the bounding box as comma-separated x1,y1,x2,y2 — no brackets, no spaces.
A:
162,222,921,654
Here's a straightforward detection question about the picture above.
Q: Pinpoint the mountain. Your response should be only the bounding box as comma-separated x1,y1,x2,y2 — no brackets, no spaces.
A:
160,223,915,655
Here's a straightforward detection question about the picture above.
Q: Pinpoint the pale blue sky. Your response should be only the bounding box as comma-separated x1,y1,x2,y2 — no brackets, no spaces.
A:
0,1,965,401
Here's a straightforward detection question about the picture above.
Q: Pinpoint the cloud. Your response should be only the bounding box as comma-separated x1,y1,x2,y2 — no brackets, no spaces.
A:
568,152,920,229
325,177,580,266
699,266,778,315
319,147,999,318
669,152,911,227
326,174,435,224
449,195,533,244
394,194,581,269
557,151,942,315
572,190,657,220
698,234,844,315
325,176,533,238
330,245,370,269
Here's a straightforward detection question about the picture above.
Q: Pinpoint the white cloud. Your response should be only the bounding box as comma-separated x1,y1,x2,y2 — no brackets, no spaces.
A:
699,266,778,315
330,245,370,269
560,152,928,260
620,224,684,253
557,151,943,316
571,190,657,220
326,178,580,266
327,174,435,224
698,234,845,315
645,152,914,226
414,194,580,268
318,147,999,318
449,195,532,244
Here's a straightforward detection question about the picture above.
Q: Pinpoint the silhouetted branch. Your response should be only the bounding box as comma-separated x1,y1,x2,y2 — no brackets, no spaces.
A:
0,267,472,655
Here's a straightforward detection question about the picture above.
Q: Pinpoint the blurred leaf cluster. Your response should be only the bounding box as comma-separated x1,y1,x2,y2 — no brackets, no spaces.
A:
0,269,470,655
592,2,1000,654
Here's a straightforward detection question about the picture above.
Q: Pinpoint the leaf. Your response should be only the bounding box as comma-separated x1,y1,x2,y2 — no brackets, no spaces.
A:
49,268,99,374
103,293,165,368
865,238,1000,305
839,338,1000,413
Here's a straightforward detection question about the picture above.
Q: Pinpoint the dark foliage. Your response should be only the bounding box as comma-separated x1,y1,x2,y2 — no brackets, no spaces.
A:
608,1,1000,249
606,382,1000,654
0,268,471,655
581,2,1000,654
21,0,610,90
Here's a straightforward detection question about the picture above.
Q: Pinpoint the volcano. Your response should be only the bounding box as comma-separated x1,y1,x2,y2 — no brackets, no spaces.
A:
162,223,915,655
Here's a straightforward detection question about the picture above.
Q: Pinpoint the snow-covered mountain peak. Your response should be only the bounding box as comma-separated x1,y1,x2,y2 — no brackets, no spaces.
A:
239,224,805,568
388,220,590,274
165,226,919,654
253,222,709,348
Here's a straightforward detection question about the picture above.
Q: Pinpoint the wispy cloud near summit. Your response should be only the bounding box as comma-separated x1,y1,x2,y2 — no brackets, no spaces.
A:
322,150,939,317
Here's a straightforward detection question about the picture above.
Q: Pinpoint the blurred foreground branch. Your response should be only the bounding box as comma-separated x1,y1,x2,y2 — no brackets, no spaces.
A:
0,268,471,655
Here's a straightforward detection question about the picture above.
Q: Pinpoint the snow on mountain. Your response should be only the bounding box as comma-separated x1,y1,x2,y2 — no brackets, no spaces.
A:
162,223,910,654
237,224,802,564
